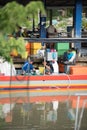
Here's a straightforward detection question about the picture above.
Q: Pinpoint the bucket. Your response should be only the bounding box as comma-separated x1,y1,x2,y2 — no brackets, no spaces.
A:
39,67,45,74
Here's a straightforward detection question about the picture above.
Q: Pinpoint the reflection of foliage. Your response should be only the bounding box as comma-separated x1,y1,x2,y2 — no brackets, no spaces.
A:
0,35,26,62
0,1,46,34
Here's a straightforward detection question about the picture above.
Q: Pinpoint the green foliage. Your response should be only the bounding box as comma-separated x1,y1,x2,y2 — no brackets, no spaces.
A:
82,18,87,29
66,8,73,17
55,20,67,29
0,1,46,34
0,2,28,34
25,1,46,27
25,1,46,17
0,34,26,62
0,1,46,62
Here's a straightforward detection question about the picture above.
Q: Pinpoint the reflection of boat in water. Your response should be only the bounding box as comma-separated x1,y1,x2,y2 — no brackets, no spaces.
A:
0,74,87,108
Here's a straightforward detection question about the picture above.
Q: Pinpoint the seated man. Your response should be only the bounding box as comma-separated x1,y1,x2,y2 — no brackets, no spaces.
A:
22,58,35,75
63,48,76,64
42,60,54,75
42,60,59,75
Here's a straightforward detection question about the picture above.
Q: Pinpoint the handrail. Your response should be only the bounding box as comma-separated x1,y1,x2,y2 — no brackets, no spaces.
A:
24,37,87,43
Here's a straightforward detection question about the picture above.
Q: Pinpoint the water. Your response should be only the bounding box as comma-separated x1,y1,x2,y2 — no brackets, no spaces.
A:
0,99,87,130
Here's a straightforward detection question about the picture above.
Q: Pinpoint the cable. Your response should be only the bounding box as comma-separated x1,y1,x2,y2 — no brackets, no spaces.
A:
53,73,71,103
63,73,71,101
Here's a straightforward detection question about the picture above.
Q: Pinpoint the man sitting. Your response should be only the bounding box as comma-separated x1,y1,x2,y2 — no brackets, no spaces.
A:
63,48,76,65
22,57,35,75
42,60,59,75
42,60,54,75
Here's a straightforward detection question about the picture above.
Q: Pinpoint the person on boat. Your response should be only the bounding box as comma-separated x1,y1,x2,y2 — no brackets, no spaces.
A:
63,48,76,64
42,59,59,75
22,57,35,75
51,60,59,74
42,60,54,75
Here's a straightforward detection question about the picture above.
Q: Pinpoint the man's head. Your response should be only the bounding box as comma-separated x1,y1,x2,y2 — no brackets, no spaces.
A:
27,56,33,64
29,59,34,64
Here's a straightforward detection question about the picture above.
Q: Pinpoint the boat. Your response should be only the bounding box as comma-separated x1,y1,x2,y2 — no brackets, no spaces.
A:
0,74,87,108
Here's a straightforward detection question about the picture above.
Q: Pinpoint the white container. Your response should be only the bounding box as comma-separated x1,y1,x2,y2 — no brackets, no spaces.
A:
46,52,58,61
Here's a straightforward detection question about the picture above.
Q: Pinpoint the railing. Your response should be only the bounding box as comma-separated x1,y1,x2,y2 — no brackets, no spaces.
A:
24,37,87,43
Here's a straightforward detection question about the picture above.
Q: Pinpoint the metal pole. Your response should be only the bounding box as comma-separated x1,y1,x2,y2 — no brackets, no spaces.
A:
78,100,87,130
74,96,80,130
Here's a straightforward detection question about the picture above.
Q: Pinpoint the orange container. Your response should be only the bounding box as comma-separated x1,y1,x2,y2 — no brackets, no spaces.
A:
59,63,65,73
70,66,87,75
25,42,31,54
25,42,31,49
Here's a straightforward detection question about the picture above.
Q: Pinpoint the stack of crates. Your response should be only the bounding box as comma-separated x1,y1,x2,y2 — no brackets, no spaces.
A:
30,42,42,55
55,42,69,57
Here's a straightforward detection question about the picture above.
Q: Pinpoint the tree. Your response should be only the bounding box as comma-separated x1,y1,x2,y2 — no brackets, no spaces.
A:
0,1,46,62
0,1,46,34
25,1,46,30
25,1,46,17
0,2,28,34
0,35,26,62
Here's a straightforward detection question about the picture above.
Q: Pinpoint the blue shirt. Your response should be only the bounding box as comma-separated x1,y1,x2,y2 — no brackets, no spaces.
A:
22,61,34,73
67,52,73,60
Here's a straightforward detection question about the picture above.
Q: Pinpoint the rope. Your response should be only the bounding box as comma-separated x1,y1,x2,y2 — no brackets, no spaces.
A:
55,73,71,103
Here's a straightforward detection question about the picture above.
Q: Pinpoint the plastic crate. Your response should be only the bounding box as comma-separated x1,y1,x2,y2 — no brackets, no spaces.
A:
31,42,42,49
55,42,69,50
